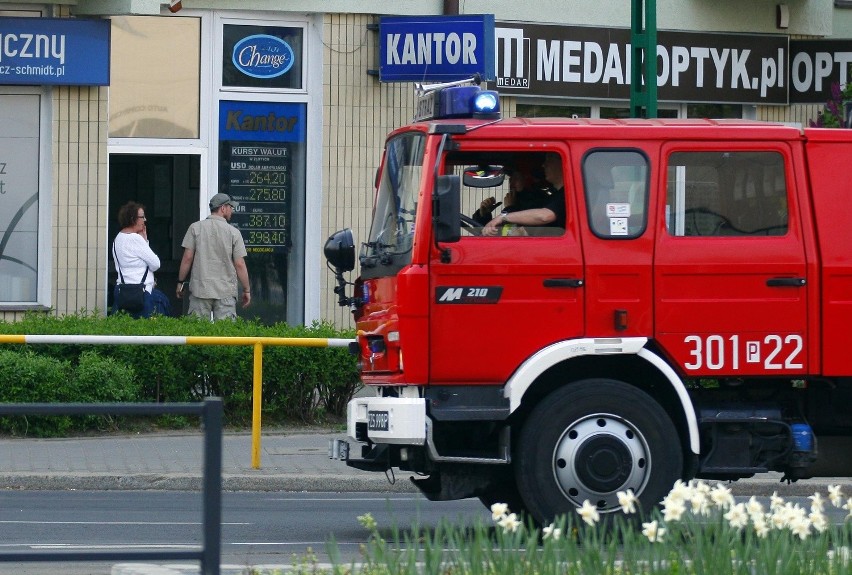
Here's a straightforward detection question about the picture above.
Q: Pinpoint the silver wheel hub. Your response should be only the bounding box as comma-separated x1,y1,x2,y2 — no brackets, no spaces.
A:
552,413,651,512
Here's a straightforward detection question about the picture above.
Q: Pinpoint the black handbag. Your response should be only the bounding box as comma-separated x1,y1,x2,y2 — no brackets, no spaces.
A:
114,242,148,313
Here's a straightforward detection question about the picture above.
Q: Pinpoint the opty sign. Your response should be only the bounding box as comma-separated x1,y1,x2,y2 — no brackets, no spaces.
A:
379,14,494,82
490,23,787,104
789,40,852,103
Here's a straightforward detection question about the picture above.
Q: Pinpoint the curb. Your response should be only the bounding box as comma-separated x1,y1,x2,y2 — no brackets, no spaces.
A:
0,473,846,497
0,473,419,493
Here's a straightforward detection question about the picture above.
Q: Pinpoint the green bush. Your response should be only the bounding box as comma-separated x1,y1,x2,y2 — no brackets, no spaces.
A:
0,349,74,435
0,311,360,434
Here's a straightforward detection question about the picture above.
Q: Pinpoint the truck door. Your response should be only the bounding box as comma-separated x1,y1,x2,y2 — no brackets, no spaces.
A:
577,147,654,336
429,148,584,384
654,145,809,376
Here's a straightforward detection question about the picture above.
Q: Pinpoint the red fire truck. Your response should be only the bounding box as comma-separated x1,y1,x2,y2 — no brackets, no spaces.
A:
325,81,852,524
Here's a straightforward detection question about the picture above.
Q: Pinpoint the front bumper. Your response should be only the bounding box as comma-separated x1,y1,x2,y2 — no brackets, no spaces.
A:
328,396,426,469
347,396,427,445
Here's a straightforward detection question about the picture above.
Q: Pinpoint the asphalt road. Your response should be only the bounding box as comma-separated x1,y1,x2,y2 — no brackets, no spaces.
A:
1,489,848,575
0,490,488,574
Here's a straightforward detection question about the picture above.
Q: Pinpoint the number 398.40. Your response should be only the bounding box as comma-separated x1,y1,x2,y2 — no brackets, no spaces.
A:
683,334,803,371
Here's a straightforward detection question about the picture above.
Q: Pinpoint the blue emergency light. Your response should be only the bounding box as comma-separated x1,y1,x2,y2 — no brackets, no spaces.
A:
415,85,501,122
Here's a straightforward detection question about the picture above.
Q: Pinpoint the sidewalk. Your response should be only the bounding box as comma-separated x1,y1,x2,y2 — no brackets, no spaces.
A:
0,428,416,494
0,428,848,496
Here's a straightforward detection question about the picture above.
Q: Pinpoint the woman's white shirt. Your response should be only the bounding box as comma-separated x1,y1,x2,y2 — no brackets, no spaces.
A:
113,232,160,292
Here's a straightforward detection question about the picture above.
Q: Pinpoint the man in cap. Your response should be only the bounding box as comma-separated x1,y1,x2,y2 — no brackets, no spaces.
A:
176,193,251,319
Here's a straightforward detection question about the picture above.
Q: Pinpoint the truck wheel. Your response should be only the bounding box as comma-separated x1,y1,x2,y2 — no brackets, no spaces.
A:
477,471,526,517
515,379,682,525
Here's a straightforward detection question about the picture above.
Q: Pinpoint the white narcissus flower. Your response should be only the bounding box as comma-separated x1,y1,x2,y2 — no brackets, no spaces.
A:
709,484,735,509
617,489,638,514
662,495,687,523
667,479,692,502
789,516,812,540
490,502,509,522
498,512,521,533
542,524,562,540
642,519,666,543
746,496,764,519
690,491,711,516
842,497,852,520
577,500,600,526
753,515,770,538
786,502,808,523
809,510,828,533
769,508,788,530
769,491,785,511
809,492,825,513
692,479,711,495
828,485,844,508
724,502,749,530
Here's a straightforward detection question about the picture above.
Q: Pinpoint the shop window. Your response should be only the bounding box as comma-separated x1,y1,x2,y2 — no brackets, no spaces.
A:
686,103,743,119
600,107,678,119
0,94,43,303
109,16,201,138
666,151,788,237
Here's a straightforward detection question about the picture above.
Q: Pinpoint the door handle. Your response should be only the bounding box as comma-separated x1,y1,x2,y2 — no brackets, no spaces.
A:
766,277,806,287
543,278,584,288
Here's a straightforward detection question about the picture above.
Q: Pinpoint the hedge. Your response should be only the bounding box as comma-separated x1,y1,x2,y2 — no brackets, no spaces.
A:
0,312,360,436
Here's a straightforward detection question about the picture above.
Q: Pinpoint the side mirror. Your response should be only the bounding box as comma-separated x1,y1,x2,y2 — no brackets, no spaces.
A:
324,228,355,272
463,165,505,188
434,175,460,243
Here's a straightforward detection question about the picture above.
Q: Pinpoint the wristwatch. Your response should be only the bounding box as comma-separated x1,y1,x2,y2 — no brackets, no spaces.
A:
501,213,510,225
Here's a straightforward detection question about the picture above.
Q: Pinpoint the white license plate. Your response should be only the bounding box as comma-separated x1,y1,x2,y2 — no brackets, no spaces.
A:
414,91,437,121
368,410,389,431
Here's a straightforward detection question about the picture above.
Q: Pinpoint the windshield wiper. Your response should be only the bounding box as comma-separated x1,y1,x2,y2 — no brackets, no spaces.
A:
360,241,395,268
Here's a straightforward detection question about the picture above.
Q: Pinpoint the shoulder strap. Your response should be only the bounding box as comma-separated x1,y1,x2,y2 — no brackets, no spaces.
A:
113,241,126,284
114,238,149,285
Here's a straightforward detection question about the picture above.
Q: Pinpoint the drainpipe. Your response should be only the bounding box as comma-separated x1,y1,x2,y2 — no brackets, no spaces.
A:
443,1,459,15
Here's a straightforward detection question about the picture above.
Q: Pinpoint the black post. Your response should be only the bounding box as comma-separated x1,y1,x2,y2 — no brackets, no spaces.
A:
201,398,223,575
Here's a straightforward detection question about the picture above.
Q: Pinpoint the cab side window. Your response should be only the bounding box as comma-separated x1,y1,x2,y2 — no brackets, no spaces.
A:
583,150,649,238
446,151,564,237
666,151,788,237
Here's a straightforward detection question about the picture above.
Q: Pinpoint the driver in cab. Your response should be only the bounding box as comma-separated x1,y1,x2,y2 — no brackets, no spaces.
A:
482,153,566,236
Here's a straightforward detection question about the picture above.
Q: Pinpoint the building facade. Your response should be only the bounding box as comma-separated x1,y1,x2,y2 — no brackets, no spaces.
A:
0,1,848,328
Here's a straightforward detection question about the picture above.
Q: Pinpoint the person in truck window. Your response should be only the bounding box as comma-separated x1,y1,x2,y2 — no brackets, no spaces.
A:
472,160,551,226
481,153,566,236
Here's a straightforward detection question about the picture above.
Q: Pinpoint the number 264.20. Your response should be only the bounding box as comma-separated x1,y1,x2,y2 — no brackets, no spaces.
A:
683,334,803,371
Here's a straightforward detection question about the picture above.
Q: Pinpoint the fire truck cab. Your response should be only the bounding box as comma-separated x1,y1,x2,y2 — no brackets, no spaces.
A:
325,82,852,524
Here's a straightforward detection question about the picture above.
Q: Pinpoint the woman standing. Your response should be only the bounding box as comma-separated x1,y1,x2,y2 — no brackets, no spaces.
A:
112,201,171,317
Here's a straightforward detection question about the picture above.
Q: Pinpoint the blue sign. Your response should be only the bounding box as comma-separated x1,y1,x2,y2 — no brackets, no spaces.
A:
219,101,306,143
232,34,295,79
0,17,110,86
379,14,495,82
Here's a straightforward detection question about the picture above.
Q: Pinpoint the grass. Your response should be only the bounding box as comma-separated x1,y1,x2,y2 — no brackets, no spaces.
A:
280,480,852,575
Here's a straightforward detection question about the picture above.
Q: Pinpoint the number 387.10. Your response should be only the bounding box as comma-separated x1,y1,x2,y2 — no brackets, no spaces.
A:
683,334,803,371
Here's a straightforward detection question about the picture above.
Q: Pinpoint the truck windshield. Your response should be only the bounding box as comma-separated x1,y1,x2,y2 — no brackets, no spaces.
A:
361,132,426,272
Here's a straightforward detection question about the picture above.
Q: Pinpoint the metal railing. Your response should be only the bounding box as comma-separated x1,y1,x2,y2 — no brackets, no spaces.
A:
0,334,355,468
0,399,224,575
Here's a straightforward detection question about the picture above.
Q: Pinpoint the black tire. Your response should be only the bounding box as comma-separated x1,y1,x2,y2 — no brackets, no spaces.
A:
477,471,527,517
515,379,683,525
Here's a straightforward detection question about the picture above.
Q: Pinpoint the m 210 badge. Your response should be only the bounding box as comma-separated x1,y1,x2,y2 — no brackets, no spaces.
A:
436,286,503,304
